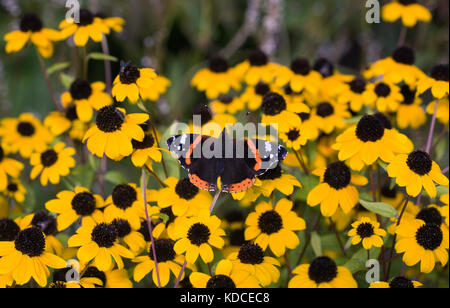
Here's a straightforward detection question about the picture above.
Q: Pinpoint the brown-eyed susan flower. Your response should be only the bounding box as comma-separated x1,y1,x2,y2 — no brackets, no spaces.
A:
188,104,238,138
190,259,261,288
440,194,449,227
309,100,350,134
348,217,387,250
228,243,280,287
261,92,302,131
30,211,64,256
369,276,422,288
395,219,449,273
82,106,148,160
0,145,24,191
110,218,146,254
59,8,110,46
314,58,353,99
245,199,306,256
396,85,426,129
288,256,357,288
0,113,53,158
413,205,449,233
0,227,66,286
133,238,185,287
210,95,245,115
30,142,75,186
61,79,112,122
94,12,126,33
364,81,403,113
81,266,133,288
382,0,432,27
3,179,26,203
130,133,162,167
255,164,301,197
140,205,180,241
112,63,157,103
4,13,61,58
174,209,225,264
279,125,309,151
240,81,279,111
427,96,449,124
275,58,322,95
44,106,91,141
104,183,147,230
337,77,373,112
191,56,242,99
234,49,279,86
68,216,135,272
307,162,367,217
387,150,449,198
140,75,171,101
418,64,449,99
333,114,413,171
45,187,105,231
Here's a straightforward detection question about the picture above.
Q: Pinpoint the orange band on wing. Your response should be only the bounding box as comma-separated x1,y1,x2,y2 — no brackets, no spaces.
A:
189,173,212,191
225,178,255,193
246,138,261,171
185,135,202,166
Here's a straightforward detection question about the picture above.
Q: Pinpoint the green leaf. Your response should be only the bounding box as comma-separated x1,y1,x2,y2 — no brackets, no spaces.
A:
295,175,319,202
70,164,95,188
151,213,170,224
436,186,449,197
88,52,118,62
105,171,128,185
359,199,397,218
344,115,363,124
47,62,70,75
310,232,322,257
60,73,75,89
377,160,388,171
344,247,381,274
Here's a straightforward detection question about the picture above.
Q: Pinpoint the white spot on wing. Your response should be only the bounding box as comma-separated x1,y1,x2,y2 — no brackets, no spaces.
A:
265,142,272,152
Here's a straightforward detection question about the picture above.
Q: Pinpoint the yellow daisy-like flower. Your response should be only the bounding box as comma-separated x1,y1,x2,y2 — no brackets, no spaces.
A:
427,96,449,124
279,125,309,151
188,105,238,138
109,218,146,254
190,259,261,288
241,81,281,111
228,242,280,287
133,238,185,287
80,266,132,288
382,0,432,27
255,164,302,197
396,85,426,129
307,162,367,217
309,100,350,134
129,133,162,167
314,58,354,99
440,194,449,227
275,58,322,95
28,211,63,256
173,209,225,264
68,216,134,272
0,145,24,191
387,150,449,198
94,12,125,33
348,217,387,250
0,113,53,158
59,9,110,46
29,142,75,186
245,199,306,256
4,13,61,58
337,77,373,112
2,179,26,203
112,63,157,103
191,56,242,99
417,64,449,99
140,75,171,101
49,275,103,288
395,219,449,273
364,81,403,113
82,106,148,160
288,256,357,288
210,95,245,115
44,106,91,141
260,92,303,131
369,276,422,288
61,79,112,122
45,187,105,231
0,227,66,287
234,49,279,86
333,113,413,171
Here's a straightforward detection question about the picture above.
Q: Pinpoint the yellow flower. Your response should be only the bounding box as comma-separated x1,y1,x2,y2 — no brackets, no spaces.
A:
418,64,449,99
382,0,432,27
44,106,91,141
240,82,281,111
130,133,162,167
364,81,403,113
261,92,303,131
309,100,350,134
94,12,125,33
112,64,157,103
109,218,146,254
427,96,449,124
81,266,132,288
0,145,24,191
275,58,322,95
348,217,387,250
245,199,306,256
2,179,26,203
337,77,373,112
254,164,301,197
210,95,245,115
234,49,279,86
30,142,76,186
396,85,426,129
140,75,171,101
369,276,422,288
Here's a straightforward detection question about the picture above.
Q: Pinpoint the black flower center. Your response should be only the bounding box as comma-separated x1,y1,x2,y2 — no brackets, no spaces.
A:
207,275,236,288
111,219,132,238
324,161,351,190
416,208,443,226
53,267,71,283
316,102,334,118
373,112,393,130
392,46,415,65
175,178,199,200
381,184,397,199
71,192,96,216
313,58,334,78
258,164,282,180
17,121,35,136
91,223,118,248
112,184,138,209
406,150,432,176
150,238,176,262
308,256,338,284
160,207,176,225
219,95,233,104
261,93,287,116
398,0,417,5
70,79,92,100
7,182,18,192
298,112,310,121
258,210,283,235
50,281,67,288
79,9,94,26
119,64,141,84
96,106,124,133
237,243,264,265
65,106,78,121
209,57,229,73
0,219,20,241
14,227,45,257
82,267,107,286
254,82,270,96
187,223,211,246
20,13,43,32
31,211,57,236
249,49,268,66
40,150,58,167
192,105,213,124
132,134,155,149
356,223,375,238
400,85,416,105
356,114,385,142
0,146,3,162
290,58,311,75
349,78,367,94
374,83,391,97
229,228,246,246
389,276,415,288
430,64,449,82
415,224,443,250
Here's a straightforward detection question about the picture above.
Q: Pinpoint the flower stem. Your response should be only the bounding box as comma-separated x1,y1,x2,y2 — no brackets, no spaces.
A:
36,50,61,111
149,119,169,179
101,35,112,94
144,164,167,188
369,165,377,202
425,98,439,154
331,223,347,257
397,26,407,46
294,149,310,175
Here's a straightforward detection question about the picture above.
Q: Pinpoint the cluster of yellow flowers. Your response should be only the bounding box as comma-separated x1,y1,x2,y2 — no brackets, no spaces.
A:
0,1,448,289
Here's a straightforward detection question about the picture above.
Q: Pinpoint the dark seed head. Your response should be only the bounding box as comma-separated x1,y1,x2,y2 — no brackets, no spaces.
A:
356,222,375,238
356,114,385,142
373,112,393,130
31,211,57,236
400,85,416,105
187,223,211,246
323,161,351,190
70,79,92,100
132,134,155,149
249,49,268,66
40,150,58,167
14,227,46,257
286,129,300,141
149,238,176,262
298,112,310,121
192,104,213,124
389,276,415,288
430,64,449,82
406,150,432,176
91,223,118,248
175,178,199,200
308,256,338,284
82,267,107,286
313,58,334,78
392,46,415,65
0,219,20,241
381,184,397,199
237,243,264,265
160,207,176,225
119,64,141,84
258,210,283,235
349,78,367,94
111,219,132,238
71,192,96,216
17,121,35,136
416,207,443,226
258,164,282,180
96,106,124,132
399,0,416,4
229,228,246,246
53,267,71,283
374,83,391,97
20,13,43,32
290,58,311,75
50,281,67,288
208,56,229,73
65,106,78,121
316,102,334,118
219,95,234,104
79,9,94,26
415,223,443,250
254,82,270,96
261,93,287,116
207,275,236,288
112,184,138,210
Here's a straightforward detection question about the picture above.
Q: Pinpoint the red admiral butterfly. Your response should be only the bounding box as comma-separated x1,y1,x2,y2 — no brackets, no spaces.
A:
167,130,287,193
